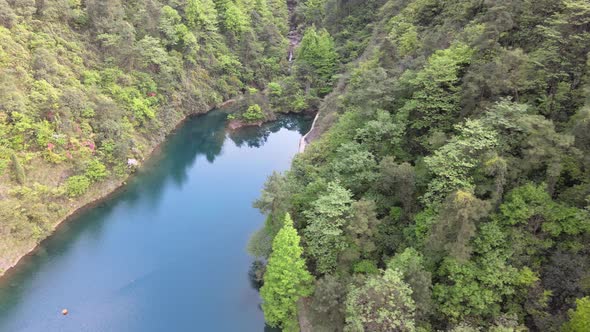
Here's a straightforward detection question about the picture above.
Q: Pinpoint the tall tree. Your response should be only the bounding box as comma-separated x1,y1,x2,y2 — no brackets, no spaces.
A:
296,26,338,95
303,182,353,274
260,213,314,330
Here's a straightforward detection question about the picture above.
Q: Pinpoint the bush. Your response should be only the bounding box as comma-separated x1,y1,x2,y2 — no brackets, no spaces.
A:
85,159,108,182
66,175,90,197
353,259,379,274
268,82,282,97
242,104,265,122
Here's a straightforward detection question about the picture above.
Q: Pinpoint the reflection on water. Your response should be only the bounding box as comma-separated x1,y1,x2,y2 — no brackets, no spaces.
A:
0,110,311,332
229,115,312,149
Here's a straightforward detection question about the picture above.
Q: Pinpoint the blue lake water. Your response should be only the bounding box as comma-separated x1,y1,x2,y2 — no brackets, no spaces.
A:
0,111,311,331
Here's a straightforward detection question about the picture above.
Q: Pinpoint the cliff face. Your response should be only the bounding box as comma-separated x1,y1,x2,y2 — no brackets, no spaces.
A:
0,0,290,274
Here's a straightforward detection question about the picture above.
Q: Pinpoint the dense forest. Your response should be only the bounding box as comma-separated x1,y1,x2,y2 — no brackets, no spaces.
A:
1,0,589,331
0,0,297,270
250,0,590,331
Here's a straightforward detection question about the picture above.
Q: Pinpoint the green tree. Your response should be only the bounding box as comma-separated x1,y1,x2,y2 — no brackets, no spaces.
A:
303,182,353,274
296,26,338,95
186,0,218,31
65,175,91,197
424,119,498,203
427,190,490,262
345,268,416,332
222,1,249,34
85,159,108,182
260,213,314,329
309,274,347,331
388,248,432,324
562,297,590,332
242,104,265,122
346,199,380,259
402,43,474,133
331,142,377,194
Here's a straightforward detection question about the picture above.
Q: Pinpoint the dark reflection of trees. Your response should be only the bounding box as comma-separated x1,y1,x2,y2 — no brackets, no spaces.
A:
228,114,314,149
120,111,228,209
248,260,265,291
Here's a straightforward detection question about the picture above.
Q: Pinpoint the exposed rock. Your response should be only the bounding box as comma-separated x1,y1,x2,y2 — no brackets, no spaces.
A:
227,119,264,130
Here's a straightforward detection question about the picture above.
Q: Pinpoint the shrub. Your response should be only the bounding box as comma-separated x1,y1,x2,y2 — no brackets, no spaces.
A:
66,175,90,197
85,159,108,182
268,82,282,97
353,259,379,274
242,104,265,122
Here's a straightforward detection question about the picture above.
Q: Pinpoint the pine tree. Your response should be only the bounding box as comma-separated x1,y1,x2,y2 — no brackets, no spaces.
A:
260,213,314,329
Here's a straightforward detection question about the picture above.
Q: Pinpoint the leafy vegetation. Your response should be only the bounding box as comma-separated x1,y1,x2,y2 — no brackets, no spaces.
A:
251,0,590,330
260,213,314,330
2,0,589,330
0,0,290,270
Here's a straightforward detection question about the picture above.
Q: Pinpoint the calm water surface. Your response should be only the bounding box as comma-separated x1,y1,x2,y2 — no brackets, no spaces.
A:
0,111,311,332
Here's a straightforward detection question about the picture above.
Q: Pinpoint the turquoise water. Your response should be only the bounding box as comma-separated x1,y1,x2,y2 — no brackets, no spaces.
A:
0,111,311,332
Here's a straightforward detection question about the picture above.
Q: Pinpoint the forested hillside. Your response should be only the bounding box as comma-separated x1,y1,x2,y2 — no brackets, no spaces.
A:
1,0,589,330
252,0,590,331
0,0,291,271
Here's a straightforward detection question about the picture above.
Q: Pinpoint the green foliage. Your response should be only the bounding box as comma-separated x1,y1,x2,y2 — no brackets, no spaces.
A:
65,175,91,197
402,43,474,133
353,260,379,274
331,142,377,193
562,297,590,332
252,0,590,330
388,248,432,323
499,184,590,237
260,213,314,329
222,1,250,34
267,82,282,97
186,0,218,31
309,274,347,331
242,104,265,122
345,268,416,332
296,26,338,95
426,190,490,262
303,182,353,274
423,120,498,203
85,159,108,182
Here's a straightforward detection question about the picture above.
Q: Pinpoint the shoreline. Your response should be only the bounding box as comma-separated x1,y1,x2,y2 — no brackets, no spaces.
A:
0,104,314,280
298,111,320,153
0,106,220,280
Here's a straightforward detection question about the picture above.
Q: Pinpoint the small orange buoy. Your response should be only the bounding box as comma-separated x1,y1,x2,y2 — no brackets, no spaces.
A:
62,309,68,316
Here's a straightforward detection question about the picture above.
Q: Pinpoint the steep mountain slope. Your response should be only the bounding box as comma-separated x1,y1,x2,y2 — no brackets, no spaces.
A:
0,0,289,272
253,0,590,330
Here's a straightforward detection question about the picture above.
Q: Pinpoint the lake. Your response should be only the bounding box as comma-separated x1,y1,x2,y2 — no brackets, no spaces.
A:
0,110,311,332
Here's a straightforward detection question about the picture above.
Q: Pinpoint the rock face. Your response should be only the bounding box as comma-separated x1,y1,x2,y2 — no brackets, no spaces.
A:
127,158,140,168
227,119,264,130
298,112,320,153
218,99,237,109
